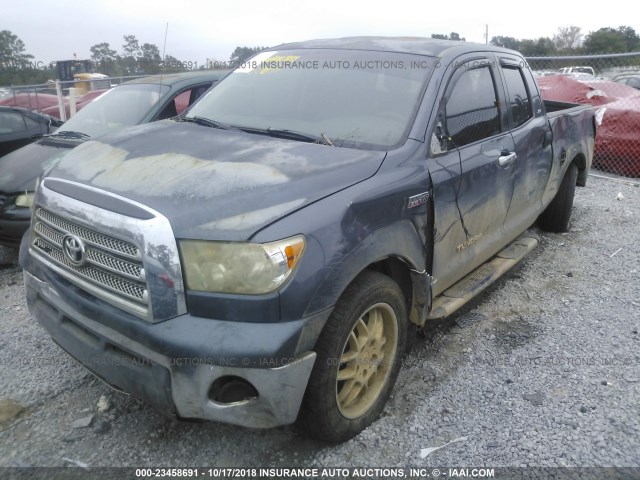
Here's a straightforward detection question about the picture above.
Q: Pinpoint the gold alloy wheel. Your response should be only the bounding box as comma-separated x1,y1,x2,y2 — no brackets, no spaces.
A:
336,302,398,419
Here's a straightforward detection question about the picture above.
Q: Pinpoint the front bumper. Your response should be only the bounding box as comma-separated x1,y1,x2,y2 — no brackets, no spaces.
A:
24,269,322,428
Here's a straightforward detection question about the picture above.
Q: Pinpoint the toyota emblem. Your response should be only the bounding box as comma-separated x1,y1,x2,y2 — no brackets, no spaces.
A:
62,235,86,266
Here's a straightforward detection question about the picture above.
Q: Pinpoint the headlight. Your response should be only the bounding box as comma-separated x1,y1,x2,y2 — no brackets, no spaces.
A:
15,192,35,208
179,235,305,294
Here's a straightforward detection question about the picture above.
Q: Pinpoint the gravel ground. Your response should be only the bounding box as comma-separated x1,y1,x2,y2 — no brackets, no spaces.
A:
0,174,638,470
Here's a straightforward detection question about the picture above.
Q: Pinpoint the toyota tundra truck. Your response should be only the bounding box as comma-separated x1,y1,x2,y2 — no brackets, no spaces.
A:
20,37,595,442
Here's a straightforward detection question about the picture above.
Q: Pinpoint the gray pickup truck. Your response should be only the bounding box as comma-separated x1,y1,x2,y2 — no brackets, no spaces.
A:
20,37,595,443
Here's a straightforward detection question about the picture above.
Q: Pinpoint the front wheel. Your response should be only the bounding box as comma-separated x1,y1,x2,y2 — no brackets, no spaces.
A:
298,270,408,442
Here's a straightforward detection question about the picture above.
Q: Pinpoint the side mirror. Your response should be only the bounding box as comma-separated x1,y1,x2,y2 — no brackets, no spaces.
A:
430,120,450,155
436,120,450,151
435,120,444,141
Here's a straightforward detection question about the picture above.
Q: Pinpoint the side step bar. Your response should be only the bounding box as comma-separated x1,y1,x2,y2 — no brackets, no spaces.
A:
427,232,540,319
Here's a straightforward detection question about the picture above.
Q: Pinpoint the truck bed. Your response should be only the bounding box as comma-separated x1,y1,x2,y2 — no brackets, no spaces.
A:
544,99,592,117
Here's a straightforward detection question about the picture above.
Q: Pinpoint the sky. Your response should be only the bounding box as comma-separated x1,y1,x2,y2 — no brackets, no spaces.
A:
4,0,638,66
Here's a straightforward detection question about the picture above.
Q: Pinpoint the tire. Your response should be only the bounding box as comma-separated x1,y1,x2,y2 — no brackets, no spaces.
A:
539,163,578,233
298,270,408,442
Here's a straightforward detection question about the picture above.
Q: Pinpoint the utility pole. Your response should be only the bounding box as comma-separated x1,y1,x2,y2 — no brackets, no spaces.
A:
485,24,489,45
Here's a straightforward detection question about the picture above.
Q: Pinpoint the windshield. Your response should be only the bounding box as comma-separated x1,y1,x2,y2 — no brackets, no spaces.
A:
187,49,432,149
59,83,170,138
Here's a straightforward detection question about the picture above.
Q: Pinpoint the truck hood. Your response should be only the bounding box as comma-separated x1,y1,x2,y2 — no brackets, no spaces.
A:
47,121,386,240
0,140,73,193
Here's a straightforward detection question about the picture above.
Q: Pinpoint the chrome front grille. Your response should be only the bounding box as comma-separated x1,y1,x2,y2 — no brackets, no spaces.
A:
85,249,144,280
36,208,139,258
31,207,148,315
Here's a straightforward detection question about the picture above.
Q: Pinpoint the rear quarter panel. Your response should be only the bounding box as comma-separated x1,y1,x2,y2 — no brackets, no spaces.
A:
542,103,595,207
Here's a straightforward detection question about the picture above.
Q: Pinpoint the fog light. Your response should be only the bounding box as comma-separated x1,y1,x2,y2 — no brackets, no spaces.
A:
208,376,258,405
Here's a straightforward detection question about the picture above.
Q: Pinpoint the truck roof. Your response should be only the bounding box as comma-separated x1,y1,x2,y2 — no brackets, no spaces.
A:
271,36,516,58
124,70,229,87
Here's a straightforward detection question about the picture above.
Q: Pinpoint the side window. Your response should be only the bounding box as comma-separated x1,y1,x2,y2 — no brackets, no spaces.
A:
23,115,41,130
189,84,211,105
174,90,191,115
445,66,500,148
157,83,213,120
0,111,28,134
502,67,533,128
157,98,178,120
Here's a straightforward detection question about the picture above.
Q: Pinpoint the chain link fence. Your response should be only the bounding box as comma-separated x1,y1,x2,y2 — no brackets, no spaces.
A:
526,52,640,178
0,76,146,121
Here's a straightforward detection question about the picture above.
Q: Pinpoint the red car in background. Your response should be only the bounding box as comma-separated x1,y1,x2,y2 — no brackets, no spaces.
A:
0,89,107,120
537,75,640,177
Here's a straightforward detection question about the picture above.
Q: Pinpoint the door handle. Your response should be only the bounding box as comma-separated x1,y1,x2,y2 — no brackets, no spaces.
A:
498,151,517,166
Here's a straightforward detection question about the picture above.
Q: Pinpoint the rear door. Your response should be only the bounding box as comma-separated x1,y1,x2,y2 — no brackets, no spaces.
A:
498,56,552,237
429,55,516,294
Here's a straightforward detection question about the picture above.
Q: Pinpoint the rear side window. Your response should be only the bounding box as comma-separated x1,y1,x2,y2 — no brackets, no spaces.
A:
502,67,533,128
445,66,500,148
0,111,28,134
23,115,41,130
157,83,213,119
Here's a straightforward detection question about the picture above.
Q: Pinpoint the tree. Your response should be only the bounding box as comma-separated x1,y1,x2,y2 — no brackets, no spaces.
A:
89,42,120,75
122,35,141,59
139,43,162,74
0,30,33,69
0,30,54,85
162,54,188,73
490,36,520,50
616,26,640,51
90,36,167,76
553,26,582,52
518,37,557,56
583,27,629,53
121,35,142,74
90,42,118,63
141,43,161,62
229,46,267,66
431,32,465,41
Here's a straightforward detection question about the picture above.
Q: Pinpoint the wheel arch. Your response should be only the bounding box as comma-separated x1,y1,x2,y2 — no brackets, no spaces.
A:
572,152,588,187
366,256,430,327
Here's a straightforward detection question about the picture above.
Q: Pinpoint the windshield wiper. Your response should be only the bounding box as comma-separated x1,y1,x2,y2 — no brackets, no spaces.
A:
45,130,91,140
180,116,239,131
239,126,334,146
320,132,334,147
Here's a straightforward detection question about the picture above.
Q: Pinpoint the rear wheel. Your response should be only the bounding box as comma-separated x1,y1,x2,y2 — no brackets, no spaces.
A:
299,270,407,442
539,163,578,233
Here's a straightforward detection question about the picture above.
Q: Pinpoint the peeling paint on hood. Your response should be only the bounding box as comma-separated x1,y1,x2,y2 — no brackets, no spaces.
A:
47,121,386,241
57,141,289,198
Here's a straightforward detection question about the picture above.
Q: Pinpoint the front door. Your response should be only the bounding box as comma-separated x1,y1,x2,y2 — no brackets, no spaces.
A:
429,56,516,294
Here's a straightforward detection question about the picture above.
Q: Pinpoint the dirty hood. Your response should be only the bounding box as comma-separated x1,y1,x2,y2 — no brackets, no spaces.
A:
47,121,386,240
